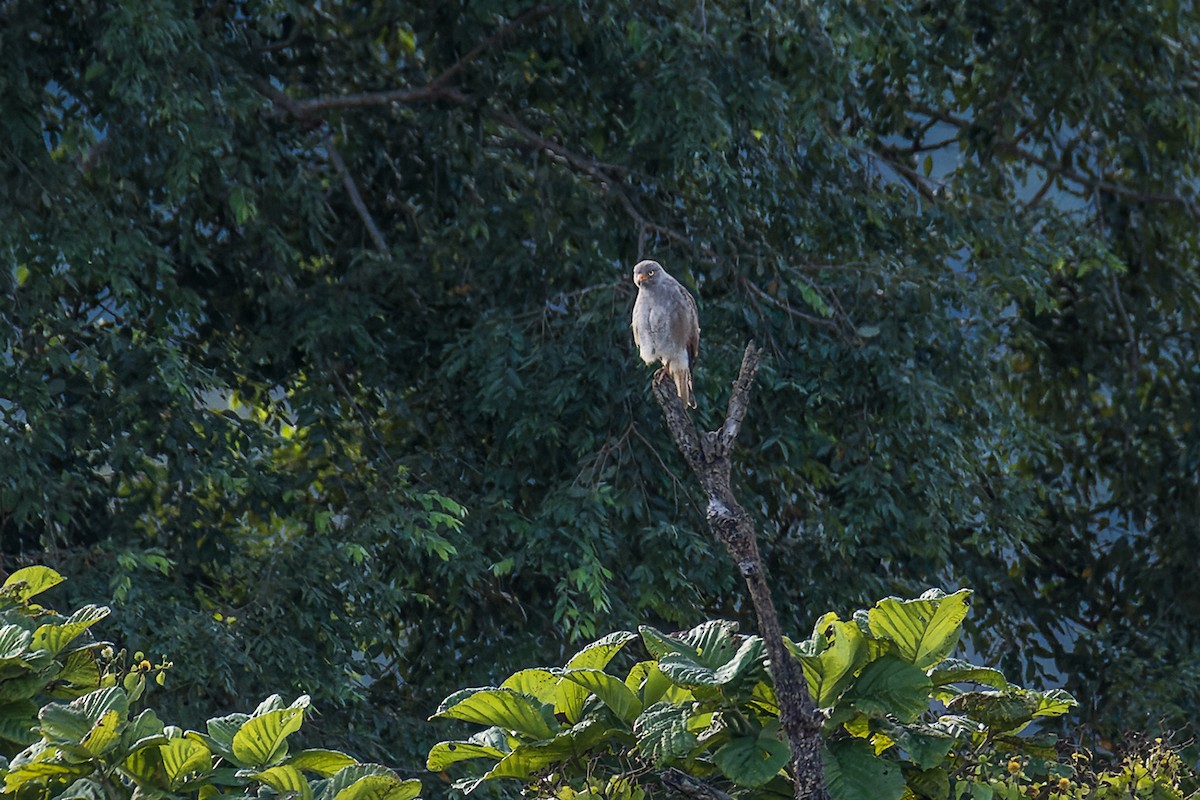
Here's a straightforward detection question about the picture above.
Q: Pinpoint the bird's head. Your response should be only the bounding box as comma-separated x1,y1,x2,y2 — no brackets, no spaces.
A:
633,259,662,286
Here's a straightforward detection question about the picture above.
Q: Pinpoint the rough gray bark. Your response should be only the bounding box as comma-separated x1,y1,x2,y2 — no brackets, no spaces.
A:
651,342,829,800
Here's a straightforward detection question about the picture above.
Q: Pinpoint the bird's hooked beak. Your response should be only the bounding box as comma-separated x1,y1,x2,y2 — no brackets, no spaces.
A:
634,272,648,285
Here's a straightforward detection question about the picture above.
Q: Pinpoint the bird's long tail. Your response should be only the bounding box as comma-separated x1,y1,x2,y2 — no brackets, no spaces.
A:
675,368,695,409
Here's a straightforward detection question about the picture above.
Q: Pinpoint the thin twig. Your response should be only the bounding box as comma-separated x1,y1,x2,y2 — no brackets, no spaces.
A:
324,131,390,254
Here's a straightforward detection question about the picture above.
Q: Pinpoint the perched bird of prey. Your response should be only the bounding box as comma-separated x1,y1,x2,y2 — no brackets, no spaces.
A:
631,259,701,408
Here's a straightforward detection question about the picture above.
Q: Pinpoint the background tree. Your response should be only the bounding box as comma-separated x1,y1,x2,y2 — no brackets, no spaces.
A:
2,0,1198,769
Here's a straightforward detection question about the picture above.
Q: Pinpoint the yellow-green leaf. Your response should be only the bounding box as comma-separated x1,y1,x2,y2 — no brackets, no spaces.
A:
426,741,505,771
161,737,214,790
287,749,358,777
4,567,64,601
561,669,642,725
867,590,972,670
432,689,555,740
81,709,122,755
254,764,312,800
232,707,304,768
334,775,421,800
31,605,110,656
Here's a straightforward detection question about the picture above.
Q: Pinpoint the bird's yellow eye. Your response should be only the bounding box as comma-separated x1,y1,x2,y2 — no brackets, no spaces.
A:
647,270,655,277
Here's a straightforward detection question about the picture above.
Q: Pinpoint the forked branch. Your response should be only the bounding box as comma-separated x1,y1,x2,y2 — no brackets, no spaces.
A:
651,343,828,800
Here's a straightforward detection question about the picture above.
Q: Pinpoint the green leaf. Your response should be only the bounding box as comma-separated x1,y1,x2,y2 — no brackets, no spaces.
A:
1033,689,1077,718
4,567,65,601
625,661,673,707
0,624,33,660
500,669,559,704
288,749,359,777
40,688,128,744
823,738,905,800
49,650,101,698
639,625,702,662
713,730,790,787
205,712,249,758
161,736,215,790
565,631,637,670
432,688,557,740
477,720,611,784
4,751,94,792
946,690,1042,733
0,700,39,745
875,720,955,769
906,767,950,800
561,668,642,724
790,617,869,707
57,777,108,800
652,625,762,690
842,656,932,722
254,764,313,800
229,186,258,225
426,741,506,771
632,702,697,766
231,706,306,769
334,774,420,800
80,709,122,755
928,658,1008,689
31,605,110,656
867,589,972,670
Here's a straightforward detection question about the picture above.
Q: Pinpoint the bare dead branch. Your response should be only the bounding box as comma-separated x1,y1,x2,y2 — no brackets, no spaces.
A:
650,343,828,800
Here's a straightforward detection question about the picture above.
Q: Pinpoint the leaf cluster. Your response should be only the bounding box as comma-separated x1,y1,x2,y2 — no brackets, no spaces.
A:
0,567,421,800
427,588,1101,800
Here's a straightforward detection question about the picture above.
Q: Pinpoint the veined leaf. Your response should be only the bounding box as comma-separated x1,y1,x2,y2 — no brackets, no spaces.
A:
624,661,673,707
565,631,637,670
335,775,421,800
638,626,702,662
205,712,249,758
713,726,789,787
31,605,110,657
231,706,305,769
823,738,905,800
866,589,971,670
288,749,359,777
56,777,107,800
160,736,214,790
632,703,696,766
928,658,1007,689
842,656,931,723
80,709,122,756
432,688,556,740
0,625,33,661
873,720,956,770
4,567,65,601
790,618,868,707
500,669,559,705
561,668,642,724
426,741,506,771
0,700,38,746
320,766,419,800
253,764,312,800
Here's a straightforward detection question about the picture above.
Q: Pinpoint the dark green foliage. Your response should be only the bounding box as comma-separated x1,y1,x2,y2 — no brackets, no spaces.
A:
2,0,1199,766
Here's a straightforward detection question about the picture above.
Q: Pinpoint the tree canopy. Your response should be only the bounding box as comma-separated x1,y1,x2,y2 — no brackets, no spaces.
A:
3,0,1199,767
